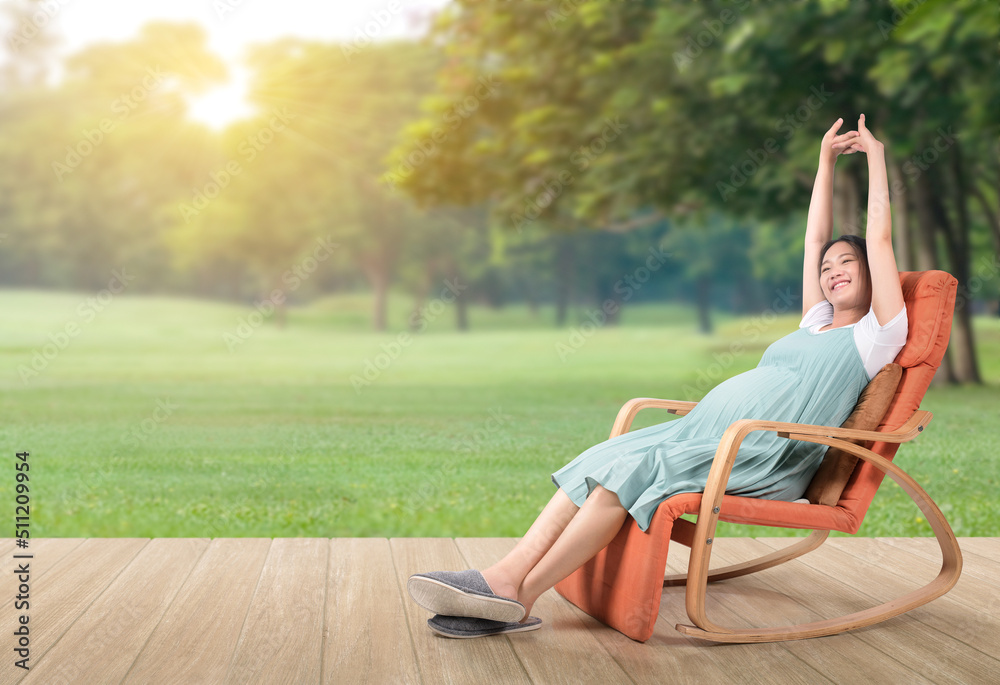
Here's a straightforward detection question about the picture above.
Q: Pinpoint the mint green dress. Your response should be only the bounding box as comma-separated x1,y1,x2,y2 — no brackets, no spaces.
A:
552,325,870,531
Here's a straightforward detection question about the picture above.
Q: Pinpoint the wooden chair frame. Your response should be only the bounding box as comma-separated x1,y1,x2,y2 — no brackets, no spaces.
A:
554,270,961,643
610,399,962,643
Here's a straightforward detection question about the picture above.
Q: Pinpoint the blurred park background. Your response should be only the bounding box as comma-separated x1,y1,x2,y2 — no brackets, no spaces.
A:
0,0,997,538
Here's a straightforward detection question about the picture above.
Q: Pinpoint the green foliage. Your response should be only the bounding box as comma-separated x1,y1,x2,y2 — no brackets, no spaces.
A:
0,1,995,341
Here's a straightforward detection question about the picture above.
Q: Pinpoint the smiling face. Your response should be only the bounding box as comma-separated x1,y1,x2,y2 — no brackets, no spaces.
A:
820,240,872,310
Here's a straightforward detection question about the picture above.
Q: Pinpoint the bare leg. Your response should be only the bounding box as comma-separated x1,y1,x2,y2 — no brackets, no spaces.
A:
481,488,579,602
516,485,627,617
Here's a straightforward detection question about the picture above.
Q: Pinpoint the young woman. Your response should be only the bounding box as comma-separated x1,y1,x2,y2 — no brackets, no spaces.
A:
407,115,908,639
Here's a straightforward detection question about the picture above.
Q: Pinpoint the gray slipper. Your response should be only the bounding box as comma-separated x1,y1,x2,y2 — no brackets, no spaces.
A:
407,570,526,622
428,614,543,639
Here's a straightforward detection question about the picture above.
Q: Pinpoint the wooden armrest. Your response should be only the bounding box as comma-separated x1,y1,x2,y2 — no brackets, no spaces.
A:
610,398,698,438
774,410,931,445
694,410,932,531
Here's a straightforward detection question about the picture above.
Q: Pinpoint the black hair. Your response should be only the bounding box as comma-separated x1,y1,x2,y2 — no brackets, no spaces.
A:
818,234,869,276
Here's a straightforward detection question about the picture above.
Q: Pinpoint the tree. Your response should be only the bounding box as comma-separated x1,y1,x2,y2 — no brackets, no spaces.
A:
388,0,996,378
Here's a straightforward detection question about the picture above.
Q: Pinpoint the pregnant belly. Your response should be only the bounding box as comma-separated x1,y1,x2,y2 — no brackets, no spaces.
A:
677,366,802,437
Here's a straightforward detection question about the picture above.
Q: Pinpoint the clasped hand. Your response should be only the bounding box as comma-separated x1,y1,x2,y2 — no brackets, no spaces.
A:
821,114,884,162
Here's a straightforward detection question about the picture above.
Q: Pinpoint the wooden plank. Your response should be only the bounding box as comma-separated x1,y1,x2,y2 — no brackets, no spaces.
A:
488,537,738,685
324,538,420,685
703,538,934,684
822,537,1000,655
121,538,272,684
825,538,1000,613
0,539,87,684
389,538,531,684
0,539,17,557
660,542,834,685
957,537,1000,560
21,538,208,684
22,539,88,575
0,538,86,594
456,538,632,685
881,538,1000,588
756,538,1000,683
1,538,149,683
224,538,328,685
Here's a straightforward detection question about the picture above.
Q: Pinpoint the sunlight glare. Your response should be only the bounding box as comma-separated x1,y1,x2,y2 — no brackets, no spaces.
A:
185,67,257,130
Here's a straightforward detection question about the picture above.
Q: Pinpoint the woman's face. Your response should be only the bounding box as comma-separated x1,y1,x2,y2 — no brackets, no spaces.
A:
820,241,871,309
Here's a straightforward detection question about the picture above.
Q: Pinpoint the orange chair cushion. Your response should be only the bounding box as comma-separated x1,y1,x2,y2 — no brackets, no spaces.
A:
836,270,957,528
803,363,902,506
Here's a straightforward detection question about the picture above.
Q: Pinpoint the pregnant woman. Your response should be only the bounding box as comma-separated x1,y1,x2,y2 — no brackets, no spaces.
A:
408,115,908,639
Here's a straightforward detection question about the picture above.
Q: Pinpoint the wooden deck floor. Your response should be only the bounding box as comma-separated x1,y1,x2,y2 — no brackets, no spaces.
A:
1,537,998,684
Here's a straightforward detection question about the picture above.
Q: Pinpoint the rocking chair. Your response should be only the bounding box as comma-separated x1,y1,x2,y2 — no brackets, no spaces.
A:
554,270,962,643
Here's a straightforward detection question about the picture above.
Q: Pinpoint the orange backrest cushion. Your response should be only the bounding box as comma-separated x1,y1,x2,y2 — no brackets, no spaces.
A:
834,270,957,527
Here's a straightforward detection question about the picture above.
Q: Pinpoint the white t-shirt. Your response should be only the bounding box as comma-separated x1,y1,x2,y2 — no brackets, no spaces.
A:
799,301,908,380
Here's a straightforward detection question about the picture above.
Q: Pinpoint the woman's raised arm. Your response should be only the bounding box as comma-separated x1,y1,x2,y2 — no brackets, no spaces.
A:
834,114,905,325
802,119,858,316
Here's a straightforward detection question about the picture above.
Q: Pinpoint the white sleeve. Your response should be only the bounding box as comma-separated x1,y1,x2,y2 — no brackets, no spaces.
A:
853,305,908,380
799,300,833,329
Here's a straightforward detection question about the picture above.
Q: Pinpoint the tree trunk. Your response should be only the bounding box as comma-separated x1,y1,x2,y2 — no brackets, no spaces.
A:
915,151,980,384
554,235,575,327
834,165,862,236
451,265,469,332
269,276,287,328
944,142,982,383
594,273,623,326
912,171,955,384
969,180,1000,255
372,274,389,332
886,153,913,271
409,264,431,332
912,171,941,271
361,259,390,332
696,275,712,334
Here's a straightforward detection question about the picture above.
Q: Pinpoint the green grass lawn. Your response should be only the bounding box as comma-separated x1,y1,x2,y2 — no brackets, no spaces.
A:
2,288,997,539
